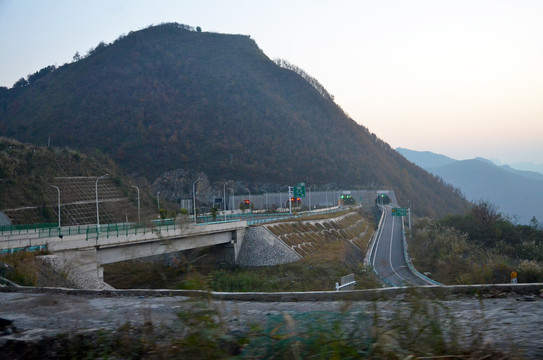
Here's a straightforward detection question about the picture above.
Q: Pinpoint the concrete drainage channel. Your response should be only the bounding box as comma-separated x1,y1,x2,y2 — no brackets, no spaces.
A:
1,282,542,300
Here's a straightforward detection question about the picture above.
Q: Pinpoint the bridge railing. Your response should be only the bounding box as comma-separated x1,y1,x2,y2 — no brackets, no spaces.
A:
84,222,181,241
0,223,57,235
0,221,181,243
200,207,345,226
197,206,344,224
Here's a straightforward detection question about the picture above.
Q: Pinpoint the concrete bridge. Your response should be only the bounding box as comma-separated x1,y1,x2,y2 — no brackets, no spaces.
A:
0,221,248,284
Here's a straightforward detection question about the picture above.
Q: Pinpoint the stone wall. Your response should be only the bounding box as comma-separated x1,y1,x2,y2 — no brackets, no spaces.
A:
237,227,301,266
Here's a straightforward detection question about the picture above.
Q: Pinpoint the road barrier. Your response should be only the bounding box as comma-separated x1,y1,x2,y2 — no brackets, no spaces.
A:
0,223,57,235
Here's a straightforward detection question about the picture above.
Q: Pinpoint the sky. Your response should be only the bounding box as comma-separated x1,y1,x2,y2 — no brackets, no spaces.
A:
1,0,542,165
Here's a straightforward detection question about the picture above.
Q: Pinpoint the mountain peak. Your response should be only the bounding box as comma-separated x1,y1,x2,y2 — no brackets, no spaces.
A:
0,24,467,218
473,157,496,166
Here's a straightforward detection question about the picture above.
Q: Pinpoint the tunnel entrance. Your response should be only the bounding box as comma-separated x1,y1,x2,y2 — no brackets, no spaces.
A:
375,194,391,205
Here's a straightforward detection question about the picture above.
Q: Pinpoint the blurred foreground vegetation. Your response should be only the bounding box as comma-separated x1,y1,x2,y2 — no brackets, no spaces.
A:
2,293,513,360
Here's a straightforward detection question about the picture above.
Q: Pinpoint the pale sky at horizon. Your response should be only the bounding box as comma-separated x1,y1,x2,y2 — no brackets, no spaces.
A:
1,0,542,165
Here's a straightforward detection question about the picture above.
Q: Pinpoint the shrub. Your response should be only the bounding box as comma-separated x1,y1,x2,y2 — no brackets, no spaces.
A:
517,260,543,283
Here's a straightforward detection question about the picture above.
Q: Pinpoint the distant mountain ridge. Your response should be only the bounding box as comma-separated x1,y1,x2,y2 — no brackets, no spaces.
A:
397,148,543,224
508,162,543,175
0,23,467,218
395,148,456,169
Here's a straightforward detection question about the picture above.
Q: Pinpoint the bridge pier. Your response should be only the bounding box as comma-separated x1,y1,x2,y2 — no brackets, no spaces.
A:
204,228,246,265
54,247,108,289
49,224,247,289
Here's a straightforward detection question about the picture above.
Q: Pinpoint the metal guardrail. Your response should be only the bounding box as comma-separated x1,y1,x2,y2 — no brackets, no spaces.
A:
401,217,441,286
0,244,47,255
0,223,57,235
335,273,356,291
196,219,241,226
245,207,345,225
198,207,344,225
0,222,181,250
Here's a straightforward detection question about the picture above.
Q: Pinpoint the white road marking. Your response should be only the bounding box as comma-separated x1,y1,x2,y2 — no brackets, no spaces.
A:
389,215,408,284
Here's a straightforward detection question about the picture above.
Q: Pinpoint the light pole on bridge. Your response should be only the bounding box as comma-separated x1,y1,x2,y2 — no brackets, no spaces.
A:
308,184,317,210
223,180,233,221
263,190,268,210
49,185,61,231
245,188,251,212
95,174,108,236
132,185,140,224
192,179,202,224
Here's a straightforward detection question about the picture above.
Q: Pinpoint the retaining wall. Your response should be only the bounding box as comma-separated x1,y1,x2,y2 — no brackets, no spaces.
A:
236,227,301,266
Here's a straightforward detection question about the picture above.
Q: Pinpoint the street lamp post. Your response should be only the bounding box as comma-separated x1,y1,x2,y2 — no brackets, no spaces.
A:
95,174,108,236
132,185,140,224
223,180,233,221
49,185,61,230
308,184,316,211
228,188,235,215
288,186,293,214
157,191,160,216
245,188,251,212
263,190,268,210
192,179,202,224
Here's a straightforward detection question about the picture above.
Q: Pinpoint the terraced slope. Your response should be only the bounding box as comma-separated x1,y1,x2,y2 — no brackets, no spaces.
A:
265,210,374,257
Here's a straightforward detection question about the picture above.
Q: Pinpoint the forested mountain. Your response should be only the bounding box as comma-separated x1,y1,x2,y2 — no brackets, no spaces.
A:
0,23,466,218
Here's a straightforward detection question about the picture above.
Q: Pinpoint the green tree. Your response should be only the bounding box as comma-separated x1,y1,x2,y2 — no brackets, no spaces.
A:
530,216,540,230
210,207,219,221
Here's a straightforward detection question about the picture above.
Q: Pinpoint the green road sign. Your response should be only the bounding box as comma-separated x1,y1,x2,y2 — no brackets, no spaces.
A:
294,184,306,198
392,208,407,216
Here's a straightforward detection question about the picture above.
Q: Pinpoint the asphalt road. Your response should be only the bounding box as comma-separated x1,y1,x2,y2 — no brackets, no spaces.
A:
371,205,432,286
